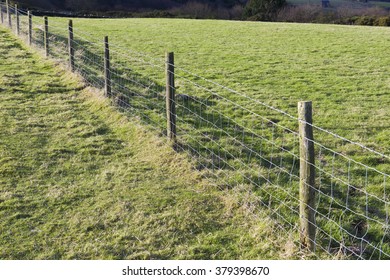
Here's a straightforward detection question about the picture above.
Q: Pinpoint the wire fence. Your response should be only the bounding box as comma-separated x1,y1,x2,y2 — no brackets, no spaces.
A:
1,2,389,260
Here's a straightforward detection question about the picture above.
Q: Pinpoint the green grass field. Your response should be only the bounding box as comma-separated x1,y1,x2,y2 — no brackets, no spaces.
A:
0,26,304,259
44,17,390,152
2,15,390,259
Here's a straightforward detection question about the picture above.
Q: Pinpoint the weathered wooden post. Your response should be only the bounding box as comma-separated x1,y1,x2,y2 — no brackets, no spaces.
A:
165,52,176,143
15,4,19,36
298,101,316,251
104,36,111,97
1,3,4,24
68,20,75,72
44,16,49,57
28,11,32,46
6,0,11,28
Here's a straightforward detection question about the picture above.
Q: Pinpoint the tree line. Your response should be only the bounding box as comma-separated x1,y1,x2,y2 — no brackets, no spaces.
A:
16,0,248,11
13,0,289,21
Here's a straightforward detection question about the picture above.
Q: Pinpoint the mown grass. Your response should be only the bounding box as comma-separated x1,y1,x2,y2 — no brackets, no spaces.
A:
0,27,305,260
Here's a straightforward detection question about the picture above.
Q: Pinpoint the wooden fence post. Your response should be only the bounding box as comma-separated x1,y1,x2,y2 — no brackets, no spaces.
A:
6,0,11,28
28,11,32,46
165,52,176,143
44,16,49,57
68,20,74,72
1,3,4,24
15,4,19,36
104,36,111,97
298,101,316,251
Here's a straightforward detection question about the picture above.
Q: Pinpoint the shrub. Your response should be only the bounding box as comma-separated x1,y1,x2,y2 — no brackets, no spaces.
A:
277,4,390,25
173,1,216,19
276,5,322,23
376,16,390,26
229,4,244,20
244,0,286,21
354,15,376,26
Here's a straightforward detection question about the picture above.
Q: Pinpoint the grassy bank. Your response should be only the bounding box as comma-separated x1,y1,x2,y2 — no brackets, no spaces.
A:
0,27,300,259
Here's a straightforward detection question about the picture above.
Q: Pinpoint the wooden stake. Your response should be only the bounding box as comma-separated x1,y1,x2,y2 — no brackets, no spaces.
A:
28,11,32,46
6,0,11,28
165,52,176,143
1,4,4,24
44,16,49,57
104,36,111,97
298,101,316,251
68,20,74,72
15,4,19,36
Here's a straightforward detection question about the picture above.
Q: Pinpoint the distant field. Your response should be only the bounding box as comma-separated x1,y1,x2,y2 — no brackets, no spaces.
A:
46,17,390,152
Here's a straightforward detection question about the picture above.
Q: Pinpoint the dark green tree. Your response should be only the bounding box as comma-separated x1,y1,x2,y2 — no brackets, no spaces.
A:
243,0,285,21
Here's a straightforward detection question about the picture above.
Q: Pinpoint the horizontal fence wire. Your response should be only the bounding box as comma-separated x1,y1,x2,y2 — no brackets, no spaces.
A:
0,3,389,259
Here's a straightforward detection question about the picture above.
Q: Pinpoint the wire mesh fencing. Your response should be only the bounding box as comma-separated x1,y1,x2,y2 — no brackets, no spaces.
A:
0,2,389,259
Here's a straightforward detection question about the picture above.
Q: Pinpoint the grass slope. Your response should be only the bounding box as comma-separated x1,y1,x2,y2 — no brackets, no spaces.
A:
0,27,301,260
